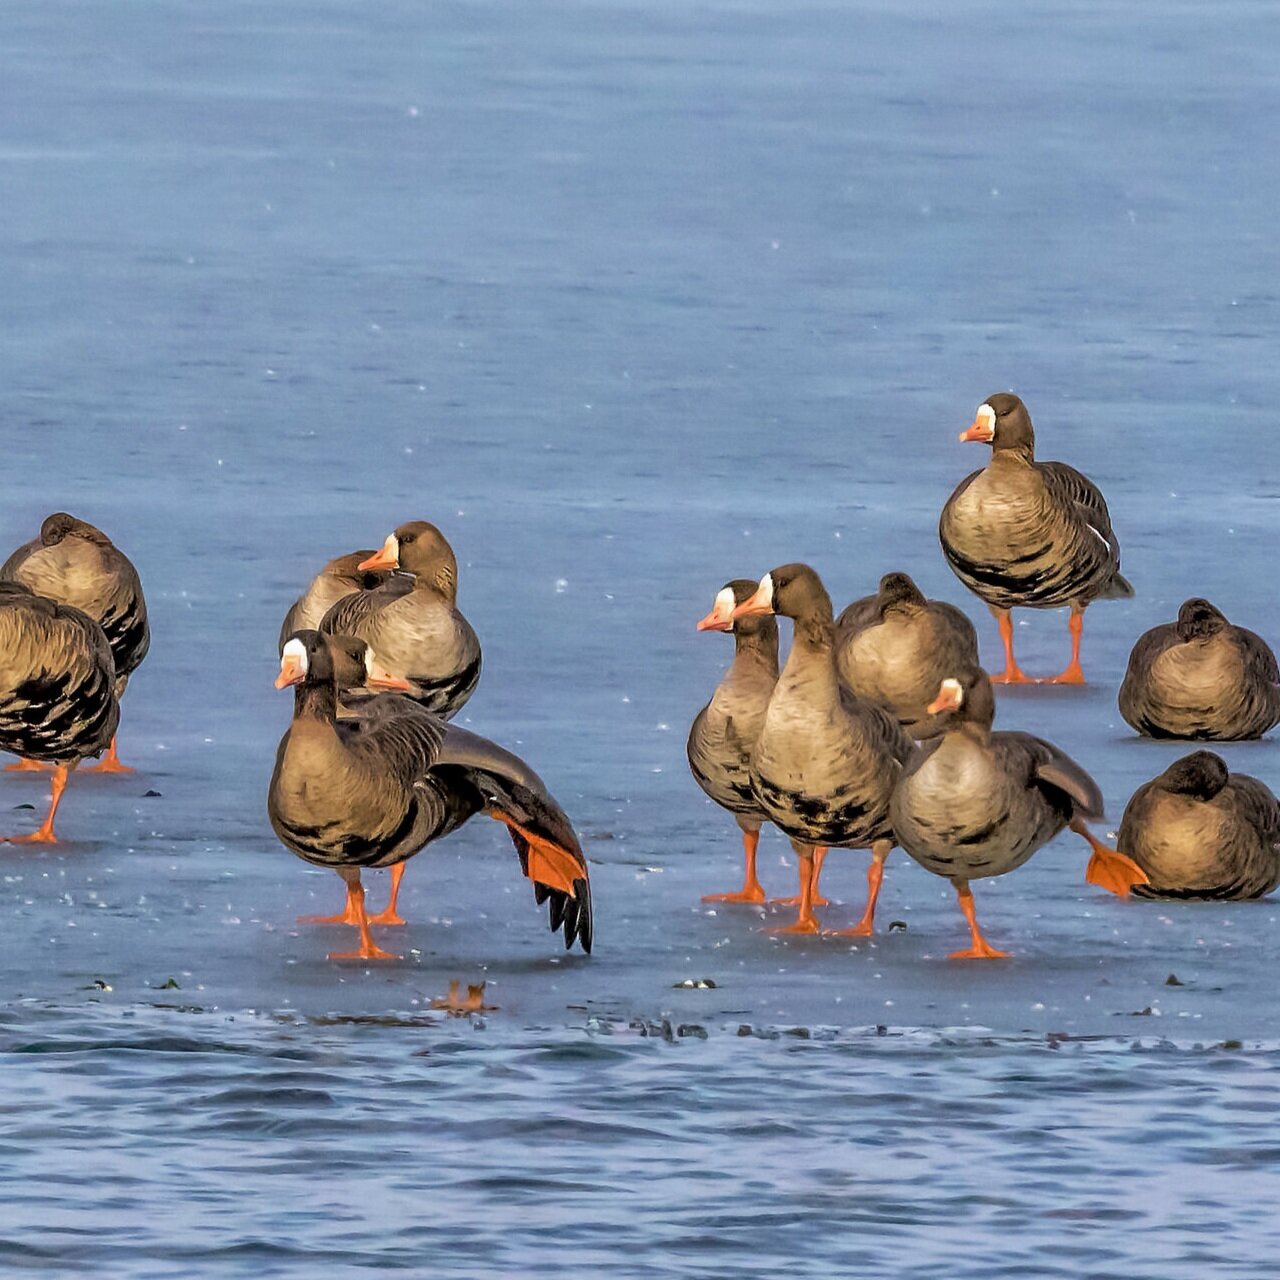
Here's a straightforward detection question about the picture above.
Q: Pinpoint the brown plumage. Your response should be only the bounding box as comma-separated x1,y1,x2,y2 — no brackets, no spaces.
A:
1118,599,1280,741
1118,751,1280,900
278,550,407,654
891,667,1147,957
319,522,481,720
1,513,147,772
270,631,590,961
688,579,780,904
835,572,980,737
0,582,118,842
939,393,1132,685
734,564,912,936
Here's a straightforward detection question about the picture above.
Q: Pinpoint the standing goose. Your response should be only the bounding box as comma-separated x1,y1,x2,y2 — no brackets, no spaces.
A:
691,580,833,905
835,572,980,737
1118,751,1280,900
891,668,1148,958
0,582,118,841
1,514,147,772
939,393,1132,685
271,631,591,961
1118,599,1280,740
319,521,481,720
278,550,407,654
732,564,911,936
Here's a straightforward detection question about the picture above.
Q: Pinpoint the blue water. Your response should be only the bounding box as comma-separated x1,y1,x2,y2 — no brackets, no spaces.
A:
3,1,1280,1275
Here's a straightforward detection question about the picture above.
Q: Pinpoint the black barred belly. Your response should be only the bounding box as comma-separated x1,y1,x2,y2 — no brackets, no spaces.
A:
942,524,1108,611
273,799,425,870
0,668,116,763
753,774,892,847
412,652,481,720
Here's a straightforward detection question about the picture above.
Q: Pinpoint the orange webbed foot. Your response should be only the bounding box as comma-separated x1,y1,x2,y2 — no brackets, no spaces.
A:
703,885,767,904
765,917,821,935
83,757,136,775
366,908,407,926
990,669,1037,686
4,758,53,773
1087,848,1150,898
328,942,400,962
3,830,59,845
768,892,831,908
298,909,361,925
824,921,874,938
948,941,1011,960
1042,664,1086,686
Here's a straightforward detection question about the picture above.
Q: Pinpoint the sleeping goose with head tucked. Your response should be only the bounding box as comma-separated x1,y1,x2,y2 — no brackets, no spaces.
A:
2,513,147,773
835,571,980,737
1118,751,1280,900
1118,599,1280,741
270,631,591,961
939,393,1132,686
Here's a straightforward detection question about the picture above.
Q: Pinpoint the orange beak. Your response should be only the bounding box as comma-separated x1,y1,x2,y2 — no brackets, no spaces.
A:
731,580,774,620
959,418,995,443
696,602,735,632
358,535,399,572
275,654,307,688
366,664,413,692
926,683,964,715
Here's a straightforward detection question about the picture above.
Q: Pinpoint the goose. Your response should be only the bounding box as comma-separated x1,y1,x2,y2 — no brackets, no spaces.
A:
1118,599,1280,740
270,631,590,961
939,394,1132,684
278,550,406,653
1118,751,1280,900
319,521,481,720
1,513,147,772
835,571,980,736
732,564,911,935
0,582,118,842
891,668,1148,958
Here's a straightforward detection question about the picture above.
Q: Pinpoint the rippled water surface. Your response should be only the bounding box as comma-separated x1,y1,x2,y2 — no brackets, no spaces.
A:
3,0,1279,1275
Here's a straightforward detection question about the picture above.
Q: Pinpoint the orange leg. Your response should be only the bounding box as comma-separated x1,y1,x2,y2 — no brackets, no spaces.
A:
83,736,135,775
949,881,1010,959
703,826,767,904
989,608,1035,685
298,875,362,925
4,757,53,773
4,766,70,844
765,847,820,934
1043,609,1086,685
431,980,495,1015
367,862,409,925
1073,819,1149,898
826,840,890,936
771,844,831,906
328,875,399,962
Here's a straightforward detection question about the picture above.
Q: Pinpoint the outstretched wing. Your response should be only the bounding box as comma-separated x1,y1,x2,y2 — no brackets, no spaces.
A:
432,725,593,953
1011,732,1105,819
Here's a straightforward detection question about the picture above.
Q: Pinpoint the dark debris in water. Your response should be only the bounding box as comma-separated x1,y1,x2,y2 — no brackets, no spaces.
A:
12,803,34,811
143,789,163,798
888,920,908,932
155,978,181,990
672,977,717,989
1166,973,1185,986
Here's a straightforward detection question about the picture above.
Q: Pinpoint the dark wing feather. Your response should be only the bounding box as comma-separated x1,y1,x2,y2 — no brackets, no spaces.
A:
1235,626,1280,686
337,695,446,784
431,725,593,953
1010,732,1105,818
839,685,913,764
317,580,407,637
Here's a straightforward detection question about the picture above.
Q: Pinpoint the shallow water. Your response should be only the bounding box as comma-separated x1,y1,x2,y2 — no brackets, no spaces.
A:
3,0,1279,1275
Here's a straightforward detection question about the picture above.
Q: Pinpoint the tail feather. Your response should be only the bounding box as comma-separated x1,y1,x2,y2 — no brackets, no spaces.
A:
435,725,592,954
1101,571,1135,600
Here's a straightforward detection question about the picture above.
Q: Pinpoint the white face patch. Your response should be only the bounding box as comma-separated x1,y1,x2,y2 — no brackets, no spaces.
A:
281,638,309,674
939,677,963,707
757,572,774,608
363,647,375,678
381,533,400,565
976,403,995,430
714,586,735,618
